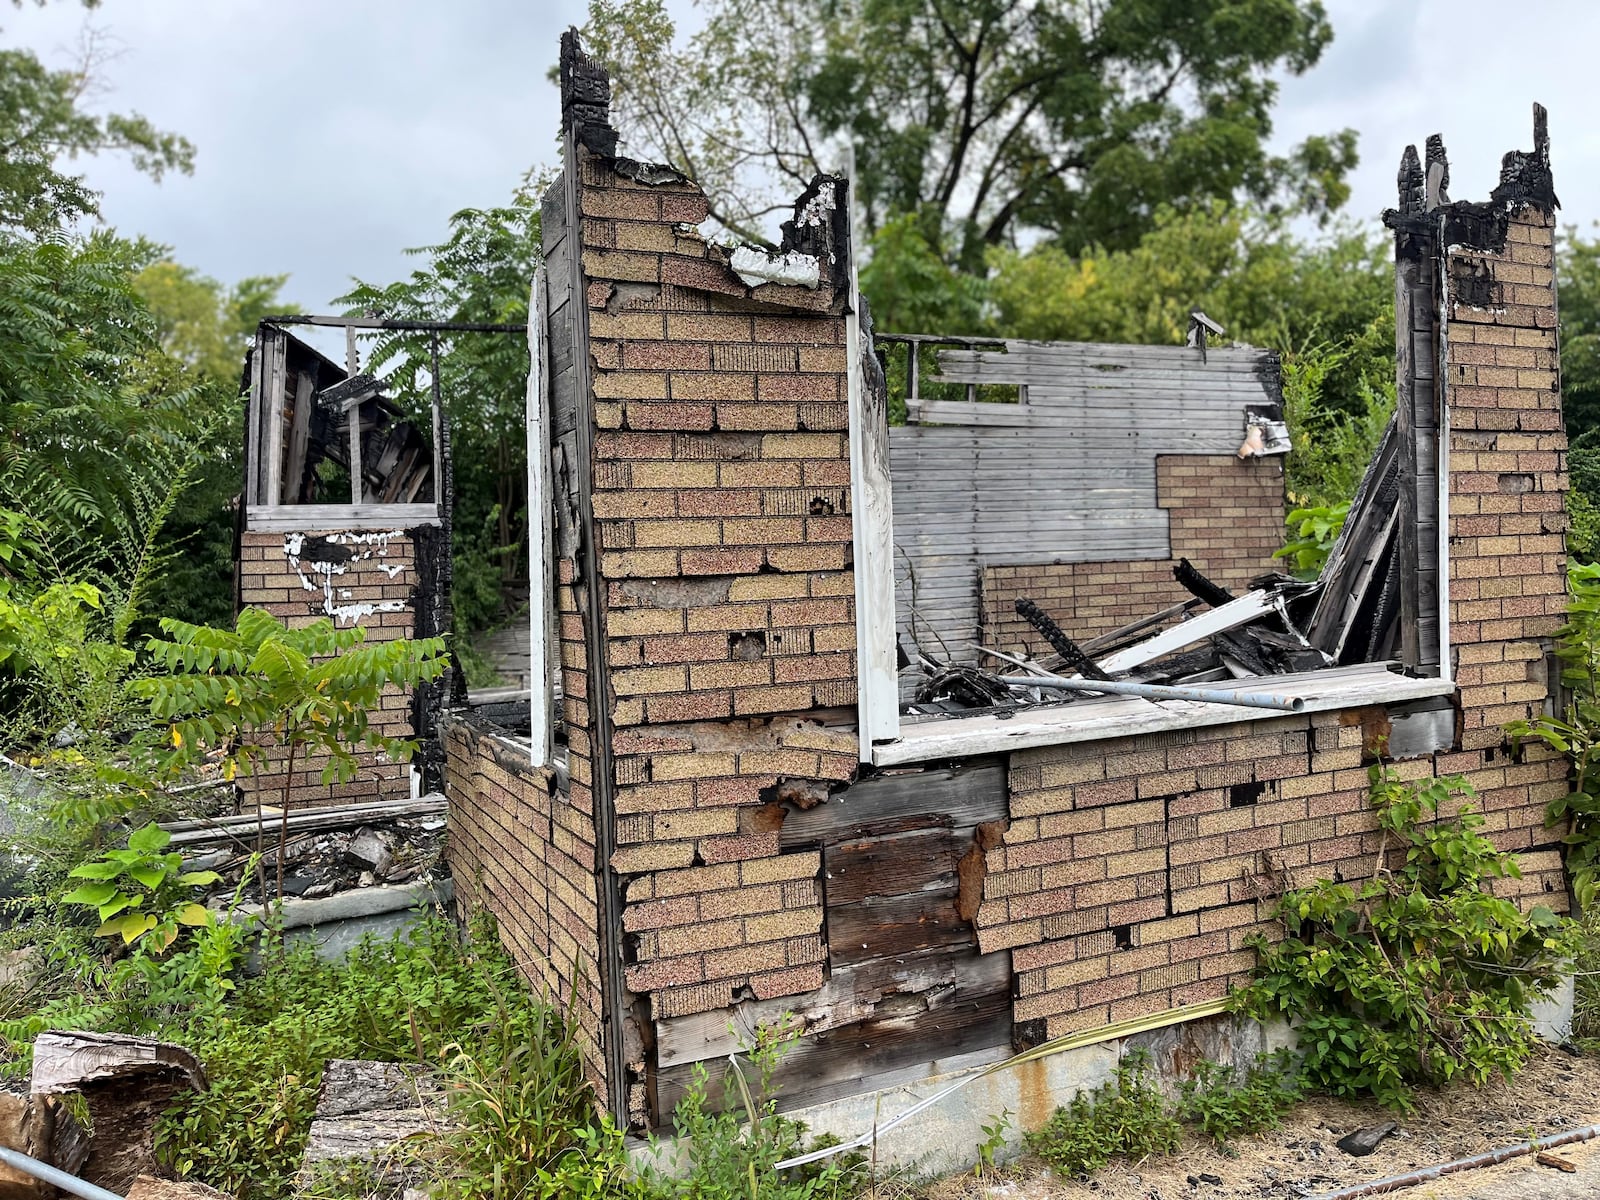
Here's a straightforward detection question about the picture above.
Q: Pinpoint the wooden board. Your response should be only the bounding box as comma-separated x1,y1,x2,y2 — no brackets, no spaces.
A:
651,757,1010,1125
653,948,1011,1117
874,664,1458,766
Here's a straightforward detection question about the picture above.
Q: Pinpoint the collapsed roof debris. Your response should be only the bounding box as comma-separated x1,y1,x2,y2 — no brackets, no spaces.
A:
908,410,1420,718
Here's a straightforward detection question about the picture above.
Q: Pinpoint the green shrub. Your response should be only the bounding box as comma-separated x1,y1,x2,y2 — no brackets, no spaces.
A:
1508,558,1600,909
634,1017,866,1200
1025,1048,1181,1177
1238,767,1576,1112
156,916,594,1200
1177,1051,1304,1145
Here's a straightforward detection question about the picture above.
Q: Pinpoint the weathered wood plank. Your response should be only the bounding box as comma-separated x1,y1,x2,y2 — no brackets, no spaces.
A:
823,828,967,906
779,759,1005,849
653,948,1011,1119
875,665,1457,766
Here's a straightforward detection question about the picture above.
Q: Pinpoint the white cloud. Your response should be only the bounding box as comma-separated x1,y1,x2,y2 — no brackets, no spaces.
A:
4,0,1598,317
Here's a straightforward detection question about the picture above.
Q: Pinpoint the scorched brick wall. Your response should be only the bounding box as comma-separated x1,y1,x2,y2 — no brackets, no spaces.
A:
235,527,423,808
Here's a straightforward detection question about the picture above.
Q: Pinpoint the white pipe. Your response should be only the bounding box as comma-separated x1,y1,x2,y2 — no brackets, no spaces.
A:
0,1147,123,1200
994,674,1305,712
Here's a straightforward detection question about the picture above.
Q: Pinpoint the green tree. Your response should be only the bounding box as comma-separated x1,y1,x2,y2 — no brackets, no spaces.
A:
338,200,543,649
133,263,293,630
580,0,1353,266
1559,226,1600,560
135,608,449,899
135,262,290,384
0,17,193,235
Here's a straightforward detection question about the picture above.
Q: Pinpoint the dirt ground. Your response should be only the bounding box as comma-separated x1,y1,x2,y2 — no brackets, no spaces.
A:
921,1046,1600,1200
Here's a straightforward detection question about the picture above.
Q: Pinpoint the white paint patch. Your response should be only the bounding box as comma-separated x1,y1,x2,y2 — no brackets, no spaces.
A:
280,530,410,627
730,246,821,289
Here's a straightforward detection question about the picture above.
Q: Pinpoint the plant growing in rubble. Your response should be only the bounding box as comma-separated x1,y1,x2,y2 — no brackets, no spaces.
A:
131,608,449,899
1237,766,1576,1112
1508,559,1600,910
1026,1048,1181,1177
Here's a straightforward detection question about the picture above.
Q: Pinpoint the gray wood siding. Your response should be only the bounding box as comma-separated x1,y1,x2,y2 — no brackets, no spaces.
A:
888,342,1279,691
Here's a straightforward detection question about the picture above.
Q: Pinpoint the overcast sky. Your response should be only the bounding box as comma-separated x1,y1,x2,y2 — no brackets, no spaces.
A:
6,0,1598,313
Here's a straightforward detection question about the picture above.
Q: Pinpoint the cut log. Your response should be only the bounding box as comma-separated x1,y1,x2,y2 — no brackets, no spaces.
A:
30,1033,206,1195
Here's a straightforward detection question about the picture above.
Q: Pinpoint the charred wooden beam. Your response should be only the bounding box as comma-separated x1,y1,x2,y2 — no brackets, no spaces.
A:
1014,597,1113,681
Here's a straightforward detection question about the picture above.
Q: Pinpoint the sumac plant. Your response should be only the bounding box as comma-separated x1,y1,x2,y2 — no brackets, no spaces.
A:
1238,766,1575,1112
131,608,448,899
1508,558,1600,909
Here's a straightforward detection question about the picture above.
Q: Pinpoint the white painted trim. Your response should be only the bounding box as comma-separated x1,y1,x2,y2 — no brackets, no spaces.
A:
844,171,898,759
1095,590,1276,675
526,268,556,766
871,664,1456,767
1437,250,1454,683
245,504,439,531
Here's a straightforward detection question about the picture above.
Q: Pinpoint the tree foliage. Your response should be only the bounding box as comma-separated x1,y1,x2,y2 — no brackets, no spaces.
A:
580,0,1354,265
0,21,193,235
339,200,543,644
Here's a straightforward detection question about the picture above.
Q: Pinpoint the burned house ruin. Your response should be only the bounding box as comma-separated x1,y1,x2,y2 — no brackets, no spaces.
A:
235,30,1574,1160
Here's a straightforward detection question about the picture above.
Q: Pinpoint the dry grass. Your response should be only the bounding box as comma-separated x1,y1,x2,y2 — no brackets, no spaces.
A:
919,1046,1600,1200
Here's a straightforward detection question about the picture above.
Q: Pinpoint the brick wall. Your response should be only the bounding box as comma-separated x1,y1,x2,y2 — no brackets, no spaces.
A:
982,454,1285,653
973,121,1573,1044
442,713,608,1096
235,528,425,808
976,713,1568,1041
575,159,864,1040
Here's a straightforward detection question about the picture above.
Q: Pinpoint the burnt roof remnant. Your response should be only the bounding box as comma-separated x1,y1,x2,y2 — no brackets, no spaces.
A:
559,28,617,158
1387,103,1557,259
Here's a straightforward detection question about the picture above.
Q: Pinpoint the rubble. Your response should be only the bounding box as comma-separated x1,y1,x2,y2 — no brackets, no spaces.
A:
905,409,1415,719
167,797,447,906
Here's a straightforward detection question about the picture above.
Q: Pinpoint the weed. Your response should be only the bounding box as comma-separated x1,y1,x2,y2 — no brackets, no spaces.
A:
1238,766,1576,1112
1025,1049,1181,1177
1177,1051,1305,1146
634,1016,867,1199
974,1107,1012,1178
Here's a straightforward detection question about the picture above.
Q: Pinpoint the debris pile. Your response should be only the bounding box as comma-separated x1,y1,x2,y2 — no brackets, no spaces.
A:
908,416,1417,717
168,796,447,905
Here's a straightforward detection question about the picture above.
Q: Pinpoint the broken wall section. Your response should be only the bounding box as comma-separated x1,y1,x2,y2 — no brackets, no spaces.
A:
973,107,1573,1046
236,526,448,807
981,454,1285,654
568,93,862,1024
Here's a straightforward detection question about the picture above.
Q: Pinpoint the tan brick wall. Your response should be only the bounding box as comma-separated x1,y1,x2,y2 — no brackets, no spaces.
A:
1444,207,1568,748
235,528,420,808
442,715,609,1098
978,716,1568,1039
574,155,861,1037
982,455,1285,653
976,201,1572,1042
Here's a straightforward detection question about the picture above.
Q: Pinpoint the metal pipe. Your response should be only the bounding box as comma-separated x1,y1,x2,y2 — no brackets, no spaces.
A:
262,314,525,334
1309,1122,1600,1199
0,1147,123,1200
994,674,1305,712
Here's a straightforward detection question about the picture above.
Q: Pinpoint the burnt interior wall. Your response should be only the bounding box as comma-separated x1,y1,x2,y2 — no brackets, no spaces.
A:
236,527,440,808
981,454,1285,654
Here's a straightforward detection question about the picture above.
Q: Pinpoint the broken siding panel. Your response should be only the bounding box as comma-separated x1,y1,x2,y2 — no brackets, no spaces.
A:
890,345,1275,685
